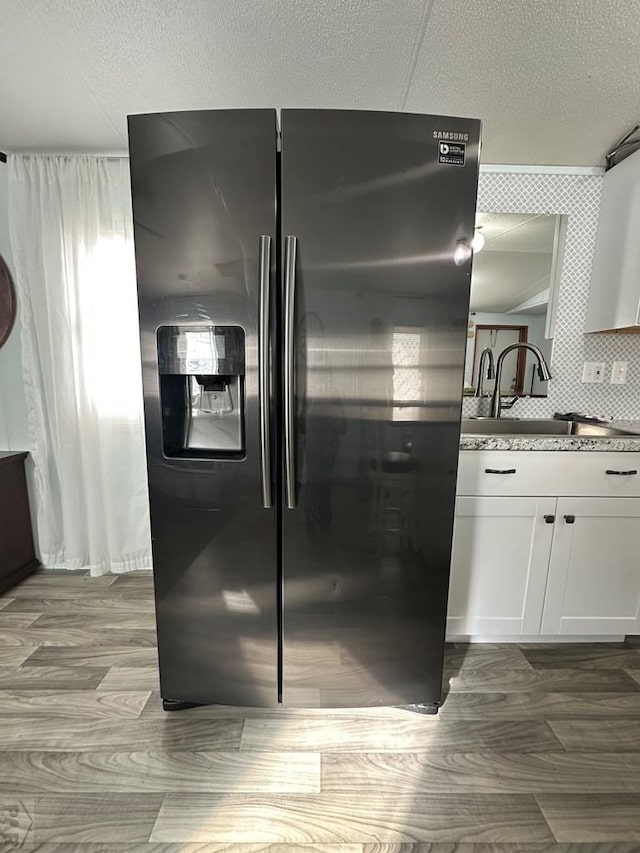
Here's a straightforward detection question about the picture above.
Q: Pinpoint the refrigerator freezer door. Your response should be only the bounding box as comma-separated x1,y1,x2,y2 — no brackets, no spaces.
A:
280,110,480,708
129,109,278,707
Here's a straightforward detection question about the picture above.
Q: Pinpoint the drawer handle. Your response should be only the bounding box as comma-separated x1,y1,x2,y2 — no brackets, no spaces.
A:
544,514,555,524
485,468,516,474
564,514,576,524
605,469,638,476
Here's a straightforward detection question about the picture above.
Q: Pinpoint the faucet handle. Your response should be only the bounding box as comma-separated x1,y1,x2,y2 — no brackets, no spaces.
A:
500,395,518,410
537,364,551,381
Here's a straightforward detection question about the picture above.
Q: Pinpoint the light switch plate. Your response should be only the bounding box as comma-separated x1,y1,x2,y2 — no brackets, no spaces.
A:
582,361,605,383
611,361,629,385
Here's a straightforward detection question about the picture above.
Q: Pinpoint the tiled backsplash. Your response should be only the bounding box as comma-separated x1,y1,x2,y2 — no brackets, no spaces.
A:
464,169,640,420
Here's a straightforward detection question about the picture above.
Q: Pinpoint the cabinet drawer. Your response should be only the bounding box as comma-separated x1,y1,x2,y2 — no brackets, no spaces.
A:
457,451,556,496
457,450,640,497
556,452,640,497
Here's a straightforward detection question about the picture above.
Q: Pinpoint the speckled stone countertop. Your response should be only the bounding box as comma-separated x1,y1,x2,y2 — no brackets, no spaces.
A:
460,420,640,452
460,434,640,451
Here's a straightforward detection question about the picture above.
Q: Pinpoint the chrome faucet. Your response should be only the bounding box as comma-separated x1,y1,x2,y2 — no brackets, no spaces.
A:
474,346,495,397
490,343,552,418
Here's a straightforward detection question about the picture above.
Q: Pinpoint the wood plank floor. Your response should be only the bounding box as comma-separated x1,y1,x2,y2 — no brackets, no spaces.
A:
1,571,640,851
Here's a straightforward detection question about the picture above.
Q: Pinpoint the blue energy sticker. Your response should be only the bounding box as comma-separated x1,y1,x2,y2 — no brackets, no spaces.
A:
438,141,466,166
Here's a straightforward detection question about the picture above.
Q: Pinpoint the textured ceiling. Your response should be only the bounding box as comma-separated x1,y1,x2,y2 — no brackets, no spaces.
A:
1,0,638,164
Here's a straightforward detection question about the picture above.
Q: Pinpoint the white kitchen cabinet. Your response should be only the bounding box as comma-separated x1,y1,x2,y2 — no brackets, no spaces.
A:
449,496,556,636
457,449,640,498
585,148,640,333
541,497,640,635
449,450,640,639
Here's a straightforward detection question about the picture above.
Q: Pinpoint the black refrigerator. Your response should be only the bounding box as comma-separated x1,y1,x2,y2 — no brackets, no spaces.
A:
128,109,481,712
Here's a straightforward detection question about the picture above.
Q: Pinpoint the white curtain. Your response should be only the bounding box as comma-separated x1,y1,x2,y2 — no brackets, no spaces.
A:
8,156,152,575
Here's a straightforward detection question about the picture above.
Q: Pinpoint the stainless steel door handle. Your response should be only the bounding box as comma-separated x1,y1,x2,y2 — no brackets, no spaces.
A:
259,235,272,508
284,235,298,510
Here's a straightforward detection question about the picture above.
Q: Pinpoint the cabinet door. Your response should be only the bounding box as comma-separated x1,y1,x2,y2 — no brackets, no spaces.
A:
584,151,640,333
542,497,640,635
448,496,556,637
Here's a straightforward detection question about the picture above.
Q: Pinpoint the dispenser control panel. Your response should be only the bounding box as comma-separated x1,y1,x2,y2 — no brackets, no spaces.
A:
158,325,245,377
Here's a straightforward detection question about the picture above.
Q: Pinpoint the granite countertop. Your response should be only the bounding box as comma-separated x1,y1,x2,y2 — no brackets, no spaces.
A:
460,434,640,451
460,420,640,452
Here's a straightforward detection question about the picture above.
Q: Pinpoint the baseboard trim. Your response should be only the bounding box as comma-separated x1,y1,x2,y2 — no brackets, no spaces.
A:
447,634,625,644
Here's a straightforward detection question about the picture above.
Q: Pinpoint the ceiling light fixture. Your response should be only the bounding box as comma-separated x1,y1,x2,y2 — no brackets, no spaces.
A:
472,228,485,253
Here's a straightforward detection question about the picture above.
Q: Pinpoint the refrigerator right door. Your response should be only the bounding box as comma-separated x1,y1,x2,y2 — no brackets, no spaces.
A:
281,110,480,708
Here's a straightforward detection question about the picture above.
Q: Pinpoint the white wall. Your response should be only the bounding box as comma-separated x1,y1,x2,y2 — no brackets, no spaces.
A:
0,165,29,450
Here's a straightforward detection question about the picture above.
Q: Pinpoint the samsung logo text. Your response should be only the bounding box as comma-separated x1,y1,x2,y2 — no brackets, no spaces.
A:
433,131,469,141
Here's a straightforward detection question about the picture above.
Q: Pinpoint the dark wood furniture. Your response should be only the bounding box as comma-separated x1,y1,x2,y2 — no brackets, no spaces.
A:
0,252,17,349
0,451,39,593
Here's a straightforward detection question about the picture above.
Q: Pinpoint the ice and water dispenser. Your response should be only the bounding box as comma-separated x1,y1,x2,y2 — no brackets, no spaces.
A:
157,325,245,458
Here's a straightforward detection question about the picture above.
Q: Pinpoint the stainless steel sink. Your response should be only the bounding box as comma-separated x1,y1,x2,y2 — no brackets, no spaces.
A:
461,418,570,436
461,418,640,437
569,421,640,437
